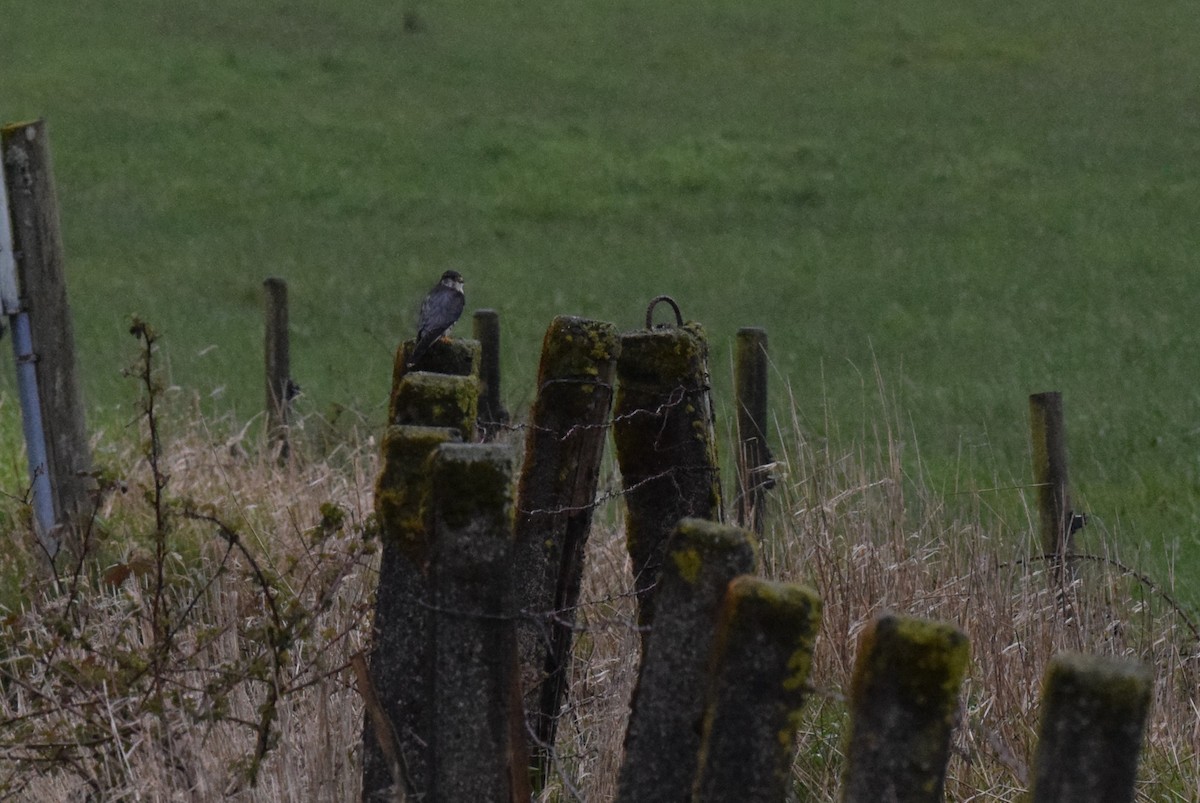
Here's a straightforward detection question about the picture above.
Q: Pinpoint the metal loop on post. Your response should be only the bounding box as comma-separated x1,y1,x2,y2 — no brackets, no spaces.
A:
645,295,683,329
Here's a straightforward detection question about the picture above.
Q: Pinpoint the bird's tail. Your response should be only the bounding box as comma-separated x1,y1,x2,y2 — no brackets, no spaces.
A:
406,333,439,369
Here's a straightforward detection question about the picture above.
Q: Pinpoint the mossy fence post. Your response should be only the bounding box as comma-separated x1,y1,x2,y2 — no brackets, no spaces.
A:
263,276,291,458
362,342,481,801
511,316,620,788
473,309,510,439
389,336,480,428
389,339,480,436
841,613,969,803
362,425,461,801
1,118,93,552
692,576,821,802
1029,391,1082,577
612,311,722,627
427,442,530,802
615,518,756,803
734,326,775,534
1029,653,1152,803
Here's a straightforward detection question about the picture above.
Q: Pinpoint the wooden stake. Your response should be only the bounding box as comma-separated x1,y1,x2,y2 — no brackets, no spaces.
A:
1029,391,1077,571
263,277,290,457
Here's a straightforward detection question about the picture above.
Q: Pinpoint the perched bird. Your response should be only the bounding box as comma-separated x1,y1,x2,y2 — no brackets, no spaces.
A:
407,270,465,368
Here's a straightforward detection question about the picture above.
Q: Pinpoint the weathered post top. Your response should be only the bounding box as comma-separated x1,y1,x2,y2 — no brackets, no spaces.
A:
842,612,970,803
1029,652,1152,803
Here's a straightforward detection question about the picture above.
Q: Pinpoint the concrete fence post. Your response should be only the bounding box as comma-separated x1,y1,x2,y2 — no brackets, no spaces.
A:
615,519,756,803
612,321,722,627
389,336,480,426
512,315,620,788
693,576,822,802
841,613,969,803
1029,653,1152,803
362,425,462,801
428,442,529,803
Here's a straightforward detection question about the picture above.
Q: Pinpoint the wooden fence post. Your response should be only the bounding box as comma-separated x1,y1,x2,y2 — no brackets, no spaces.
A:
693,576,822,802
1,119,93,538
512,315,620,788
615,518,756,803
734,327,774,534
1029,653,1151,803
263,277,290,457
612,321,722,627
473,309,510,439
362,425,461,801
428,442,529,802
842,613,969,803
1029,391,1080,571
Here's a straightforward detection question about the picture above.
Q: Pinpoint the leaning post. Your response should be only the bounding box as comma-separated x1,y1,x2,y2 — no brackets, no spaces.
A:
1029,653,1152,803
615,518,757,803
693,576,822,802
841,613,969,803
512,315,620,789
612,300,722,627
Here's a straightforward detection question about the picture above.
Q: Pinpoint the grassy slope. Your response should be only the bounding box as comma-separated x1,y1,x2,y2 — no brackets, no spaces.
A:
3,1,1200,596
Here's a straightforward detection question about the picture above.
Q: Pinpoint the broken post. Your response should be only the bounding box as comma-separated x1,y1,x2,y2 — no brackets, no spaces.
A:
263,277,290,457
612,321,722,626
512,316,620,788
389,337,480,429
362,425,462,801
428,443,529,803
1029,653,1152,803
473,309,510,439
692,576,822,802
615,519,756,803
734,326,774,534
1,118,93,540
842,613,969,803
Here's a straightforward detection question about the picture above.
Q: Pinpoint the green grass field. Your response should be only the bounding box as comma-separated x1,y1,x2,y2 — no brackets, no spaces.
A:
5,1,1200,600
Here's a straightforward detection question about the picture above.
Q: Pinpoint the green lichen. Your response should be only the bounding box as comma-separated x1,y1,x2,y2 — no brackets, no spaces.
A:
429,443,515,532
852,614,969,709
1040,651,1152,727
671,547,703,584
374,425,461,560
391,373,478,436
843,612,969,801
538,316,620,381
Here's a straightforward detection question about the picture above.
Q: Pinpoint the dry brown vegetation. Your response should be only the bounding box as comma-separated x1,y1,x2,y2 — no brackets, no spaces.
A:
0,391,1197,800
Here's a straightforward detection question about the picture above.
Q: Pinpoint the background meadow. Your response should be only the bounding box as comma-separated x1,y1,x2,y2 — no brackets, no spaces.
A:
3,0,1200,602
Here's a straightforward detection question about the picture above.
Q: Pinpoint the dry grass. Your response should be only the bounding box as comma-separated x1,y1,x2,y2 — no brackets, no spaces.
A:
1,395,1197,801
0,407,379,801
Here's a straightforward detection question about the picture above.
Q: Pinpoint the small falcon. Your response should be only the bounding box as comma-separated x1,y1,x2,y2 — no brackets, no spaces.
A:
407,270,465,368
